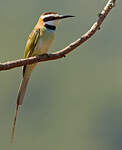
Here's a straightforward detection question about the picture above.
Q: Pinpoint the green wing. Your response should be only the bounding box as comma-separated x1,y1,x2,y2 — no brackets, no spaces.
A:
24,28,40,58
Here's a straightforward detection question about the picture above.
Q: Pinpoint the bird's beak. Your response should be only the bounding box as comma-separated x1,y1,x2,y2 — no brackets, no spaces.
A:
59,15,75,20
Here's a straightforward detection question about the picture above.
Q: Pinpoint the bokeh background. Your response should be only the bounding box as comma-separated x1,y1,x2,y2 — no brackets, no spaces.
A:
0,0,122,149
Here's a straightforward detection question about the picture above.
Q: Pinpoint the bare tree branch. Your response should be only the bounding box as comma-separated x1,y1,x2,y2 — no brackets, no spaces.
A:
0,0,116,71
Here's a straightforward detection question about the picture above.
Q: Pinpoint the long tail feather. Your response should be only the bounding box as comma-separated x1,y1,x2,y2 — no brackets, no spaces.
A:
17,77,30,105
11,73,30,144
11,104,19,144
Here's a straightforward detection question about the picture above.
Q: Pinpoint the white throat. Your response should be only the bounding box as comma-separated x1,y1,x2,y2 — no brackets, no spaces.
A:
45,20,59,26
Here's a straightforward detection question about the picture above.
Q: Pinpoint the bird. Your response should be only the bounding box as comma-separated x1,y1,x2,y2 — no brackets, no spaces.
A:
11,11,74,143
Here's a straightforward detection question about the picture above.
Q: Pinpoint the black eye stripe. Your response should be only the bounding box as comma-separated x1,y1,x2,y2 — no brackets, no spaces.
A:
43,16,60,22
45,24,56,30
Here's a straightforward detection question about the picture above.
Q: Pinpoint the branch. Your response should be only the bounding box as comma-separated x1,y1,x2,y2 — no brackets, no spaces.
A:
0,0,116,71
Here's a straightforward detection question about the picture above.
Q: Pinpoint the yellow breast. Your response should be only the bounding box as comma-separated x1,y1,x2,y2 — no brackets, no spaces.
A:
32,30,55,56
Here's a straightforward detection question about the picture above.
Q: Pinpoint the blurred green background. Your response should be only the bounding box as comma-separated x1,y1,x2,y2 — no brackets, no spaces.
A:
0,0,122,149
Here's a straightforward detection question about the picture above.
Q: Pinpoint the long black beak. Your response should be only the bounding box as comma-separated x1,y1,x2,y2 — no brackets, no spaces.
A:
59,15,75,19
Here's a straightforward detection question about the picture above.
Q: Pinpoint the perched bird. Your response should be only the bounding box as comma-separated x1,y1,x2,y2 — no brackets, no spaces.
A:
11,12,74,143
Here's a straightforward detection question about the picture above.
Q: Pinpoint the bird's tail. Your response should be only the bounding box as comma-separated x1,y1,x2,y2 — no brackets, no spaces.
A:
11,104,19,144
11,66,32,144
17,75,30,106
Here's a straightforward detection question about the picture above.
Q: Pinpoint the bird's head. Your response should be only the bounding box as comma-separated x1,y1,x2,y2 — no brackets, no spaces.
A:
37,12,75,31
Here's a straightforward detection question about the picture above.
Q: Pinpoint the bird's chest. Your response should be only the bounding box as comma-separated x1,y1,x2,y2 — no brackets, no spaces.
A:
33,31,55,55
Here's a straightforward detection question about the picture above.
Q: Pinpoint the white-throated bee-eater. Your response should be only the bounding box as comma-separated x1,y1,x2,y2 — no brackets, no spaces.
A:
11,12,74,143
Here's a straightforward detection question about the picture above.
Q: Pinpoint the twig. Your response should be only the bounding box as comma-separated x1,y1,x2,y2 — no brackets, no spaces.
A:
0,0,116,71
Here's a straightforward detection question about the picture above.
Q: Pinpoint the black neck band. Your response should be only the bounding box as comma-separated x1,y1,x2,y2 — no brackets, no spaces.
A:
45,24,56,31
